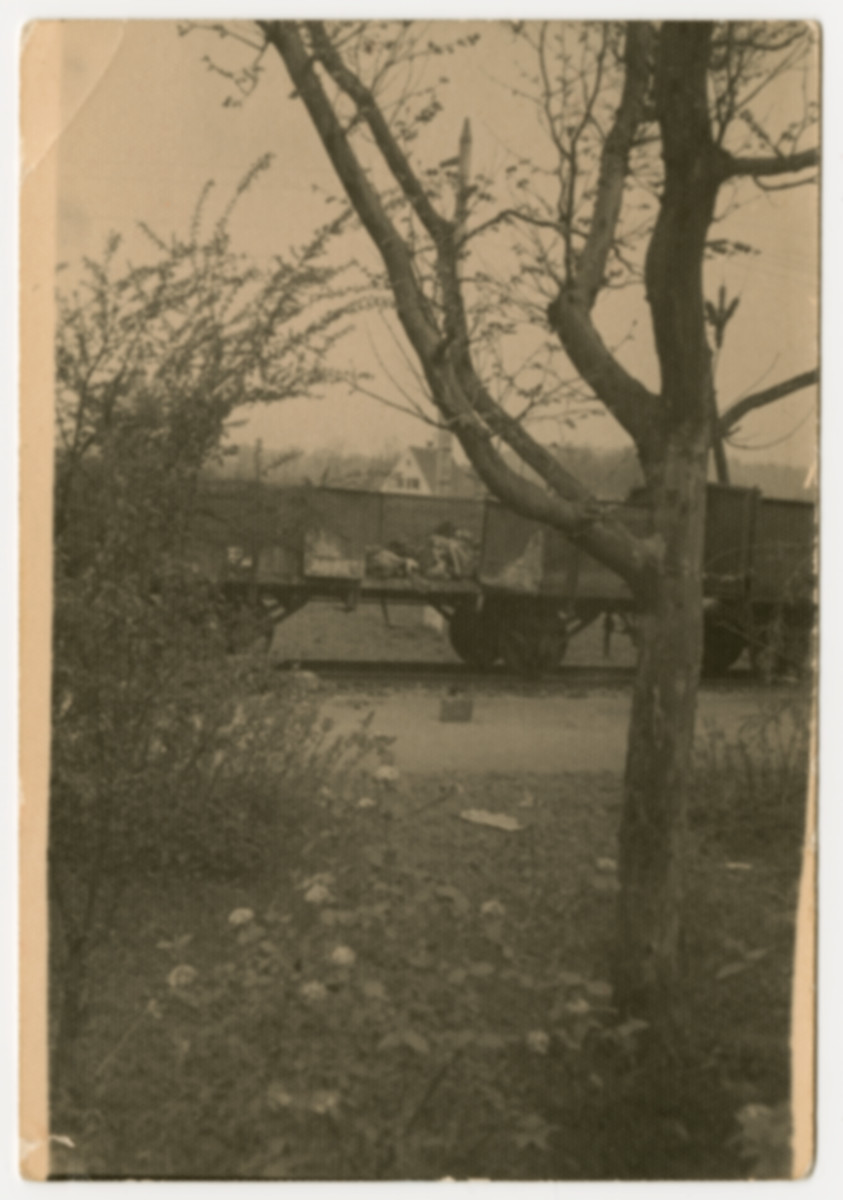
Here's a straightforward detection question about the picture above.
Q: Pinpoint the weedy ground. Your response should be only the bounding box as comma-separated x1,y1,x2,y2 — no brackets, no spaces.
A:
48,679,811,1181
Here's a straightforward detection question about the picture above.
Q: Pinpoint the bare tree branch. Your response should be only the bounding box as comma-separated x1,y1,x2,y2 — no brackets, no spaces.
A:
545,24,659,445
575,23,654,305
546,290,658,445
258,22,441,362
718,367,818,436
720,146,818,179
753,174,817,192
306,21,450,244
461,207,565,247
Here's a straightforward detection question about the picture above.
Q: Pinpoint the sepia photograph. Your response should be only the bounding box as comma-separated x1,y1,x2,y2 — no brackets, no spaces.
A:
19,13,821,1182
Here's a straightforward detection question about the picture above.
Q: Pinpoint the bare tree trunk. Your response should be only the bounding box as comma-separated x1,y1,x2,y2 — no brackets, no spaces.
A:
261,18,817,1034
614,436,708,1022
608,23,719,1024
710,389,731,484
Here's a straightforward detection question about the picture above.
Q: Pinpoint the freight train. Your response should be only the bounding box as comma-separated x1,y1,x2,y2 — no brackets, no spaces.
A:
187,480,816,677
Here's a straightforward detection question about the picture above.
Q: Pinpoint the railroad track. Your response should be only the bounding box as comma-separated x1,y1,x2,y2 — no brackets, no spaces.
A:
273,658,763,692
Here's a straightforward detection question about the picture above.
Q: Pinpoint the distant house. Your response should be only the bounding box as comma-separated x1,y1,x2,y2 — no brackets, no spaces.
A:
203,434,491,499
381,433,486,499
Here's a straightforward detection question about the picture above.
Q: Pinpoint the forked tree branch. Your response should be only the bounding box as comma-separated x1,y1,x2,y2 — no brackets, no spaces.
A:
545,23,659,448
261,20,817,588
260,20,657,587
546,291,659,447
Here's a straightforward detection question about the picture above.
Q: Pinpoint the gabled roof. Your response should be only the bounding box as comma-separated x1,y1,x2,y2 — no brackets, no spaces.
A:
407,446,439,492
405,446,486,498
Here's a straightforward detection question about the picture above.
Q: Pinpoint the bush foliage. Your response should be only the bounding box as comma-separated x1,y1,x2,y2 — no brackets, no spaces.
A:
49,171,350,1099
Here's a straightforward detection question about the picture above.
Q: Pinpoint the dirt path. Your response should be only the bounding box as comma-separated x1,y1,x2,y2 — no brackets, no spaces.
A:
274,602,803,776
325,686,799,775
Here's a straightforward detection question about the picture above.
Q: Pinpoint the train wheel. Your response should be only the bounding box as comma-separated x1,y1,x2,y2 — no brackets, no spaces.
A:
448,604,500,669
220,598,275,655
702,612,746,677
498,610,568,676
750,616,813,682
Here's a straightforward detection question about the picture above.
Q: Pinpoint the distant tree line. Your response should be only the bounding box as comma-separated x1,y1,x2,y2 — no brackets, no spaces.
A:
205,440,815,502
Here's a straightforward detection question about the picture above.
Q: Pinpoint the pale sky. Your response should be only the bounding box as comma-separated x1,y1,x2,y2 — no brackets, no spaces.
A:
53,20,820,469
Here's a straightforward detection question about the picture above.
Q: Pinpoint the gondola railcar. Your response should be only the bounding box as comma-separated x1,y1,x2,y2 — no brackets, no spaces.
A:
187,480,816,677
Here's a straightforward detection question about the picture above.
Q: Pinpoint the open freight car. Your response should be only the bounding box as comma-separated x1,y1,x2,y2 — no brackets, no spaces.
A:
188,480,815,677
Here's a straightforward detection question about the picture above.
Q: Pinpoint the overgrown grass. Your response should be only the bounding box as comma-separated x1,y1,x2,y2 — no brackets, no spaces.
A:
49,686,812,1181
683,689,813,1177
691,689,812,865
